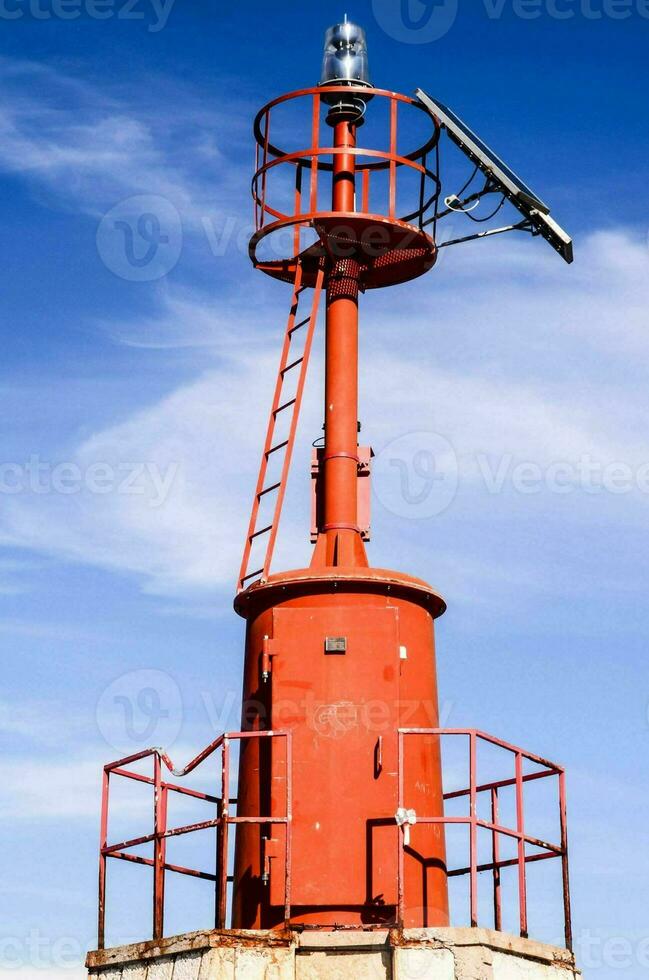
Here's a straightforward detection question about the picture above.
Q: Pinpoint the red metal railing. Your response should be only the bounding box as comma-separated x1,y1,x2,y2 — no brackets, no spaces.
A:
250,85,441,268
397,729,572,950
97,727,571,950
97,730,292,950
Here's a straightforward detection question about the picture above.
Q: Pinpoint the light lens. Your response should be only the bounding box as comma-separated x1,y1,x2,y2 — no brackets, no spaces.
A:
320,20,371,87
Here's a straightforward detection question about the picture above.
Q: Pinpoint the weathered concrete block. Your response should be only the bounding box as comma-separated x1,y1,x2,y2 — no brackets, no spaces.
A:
393,946,454,980
452,944,493,980
296,950,391,979
235,946,294,979
122,965,148,980
198,947,236,979
87,926,579,980
491,952,575,980
147,957,175,980
172,952,203,980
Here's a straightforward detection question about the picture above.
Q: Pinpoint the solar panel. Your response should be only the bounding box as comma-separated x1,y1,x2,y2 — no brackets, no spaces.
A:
416,89,573,264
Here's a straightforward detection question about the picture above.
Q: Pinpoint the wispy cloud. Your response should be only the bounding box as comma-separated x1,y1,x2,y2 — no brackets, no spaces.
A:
1,228,648,603
0,57,248,227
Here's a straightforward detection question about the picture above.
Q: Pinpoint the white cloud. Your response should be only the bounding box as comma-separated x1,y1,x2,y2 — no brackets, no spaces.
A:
0,57,247,228
0,735,222,821
0,755,104,820
1,228,648,600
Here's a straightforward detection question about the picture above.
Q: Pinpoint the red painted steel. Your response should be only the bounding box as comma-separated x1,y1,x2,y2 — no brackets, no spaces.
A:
312,114,366,568
94,75,574,957
96,727,570,949
97,732,292,950
234,83,448,931
311,446,372,543
249,87,441,290
238,261,324,591
397,729,573,949
233,567,449,929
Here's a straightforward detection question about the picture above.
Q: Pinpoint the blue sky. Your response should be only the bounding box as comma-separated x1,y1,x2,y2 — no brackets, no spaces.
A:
0,1,647,977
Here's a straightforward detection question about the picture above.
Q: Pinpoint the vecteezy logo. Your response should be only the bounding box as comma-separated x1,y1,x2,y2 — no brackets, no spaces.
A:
372,0,459,43
96,668,183,753
96,194,182,281
373,431,459,519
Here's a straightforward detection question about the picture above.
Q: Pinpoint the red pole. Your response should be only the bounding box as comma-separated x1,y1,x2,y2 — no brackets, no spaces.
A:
98,769,109,950
559,771,573,950
491,787,502,932
317,117,367,567
469,733,478,928
515,752,528,939
153,756,167,940
217,738,230,929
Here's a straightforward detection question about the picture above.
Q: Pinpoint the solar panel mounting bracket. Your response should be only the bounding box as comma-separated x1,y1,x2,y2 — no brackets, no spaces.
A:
415,87,574,264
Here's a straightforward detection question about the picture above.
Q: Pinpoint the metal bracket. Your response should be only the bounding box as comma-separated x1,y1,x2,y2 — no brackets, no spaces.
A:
261,635,279,682
395,807,417,847
436,218,534,251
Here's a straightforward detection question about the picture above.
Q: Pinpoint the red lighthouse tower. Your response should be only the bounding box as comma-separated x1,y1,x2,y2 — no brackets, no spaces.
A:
233,19,448,930
91,20,578,979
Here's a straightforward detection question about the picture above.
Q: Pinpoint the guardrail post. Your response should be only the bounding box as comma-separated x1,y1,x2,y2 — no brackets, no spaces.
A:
98,768,109,950
310,93,320,213
559,770,572,951
469,732,478,928
515,751,528,939
153,755,167,941
260,108,270,229
491,786,502,932
389,98,398,219
284,732,293,928
217,737,230,929
397,730,405,927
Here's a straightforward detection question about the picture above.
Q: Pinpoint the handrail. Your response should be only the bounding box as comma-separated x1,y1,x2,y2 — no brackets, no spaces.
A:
97,726,571,951
397,728,572,950
98,730,292,950
249,87,442,284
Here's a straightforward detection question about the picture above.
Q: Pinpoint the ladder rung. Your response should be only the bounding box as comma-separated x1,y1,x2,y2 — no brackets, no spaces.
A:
281,356,304,376
266,440,289,457
288,317,310,335
249,524,273,541
273,398,296,416
241,568,264,583
258,481,281,498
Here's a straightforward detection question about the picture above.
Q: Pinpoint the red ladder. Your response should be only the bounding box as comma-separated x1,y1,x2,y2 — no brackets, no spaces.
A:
238,261,324,592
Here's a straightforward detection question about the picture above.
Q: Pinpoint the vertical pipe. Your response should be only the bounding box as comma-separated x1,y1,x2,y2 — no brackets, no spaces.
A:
260,109,270,229
215,784,223,929
362,167,370,213
469,733,478,928
293,162,303,256
515,752,528,939
310,94,320,213
218,738,230,929
559,771,573,951
97,769,109,950
389,99,398,219
397,731,405,927
284,733,293,928
491,787,502,932
254,141,259,229
322,117,361,563
153,756,166,941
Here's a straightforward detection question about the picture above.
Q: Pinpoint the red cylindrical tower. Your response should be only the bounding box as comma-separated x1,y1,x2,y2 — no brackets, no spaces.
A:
233,21,448,930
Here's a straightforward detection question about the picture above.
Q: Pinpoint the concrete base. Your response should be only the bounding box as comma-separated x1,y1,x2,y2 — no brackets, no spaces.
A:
87,928,580,979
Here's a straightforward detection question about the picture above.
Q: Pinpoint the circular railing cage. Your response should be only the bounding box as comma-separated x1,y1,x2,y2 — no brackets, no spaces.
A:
251,86,442,289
